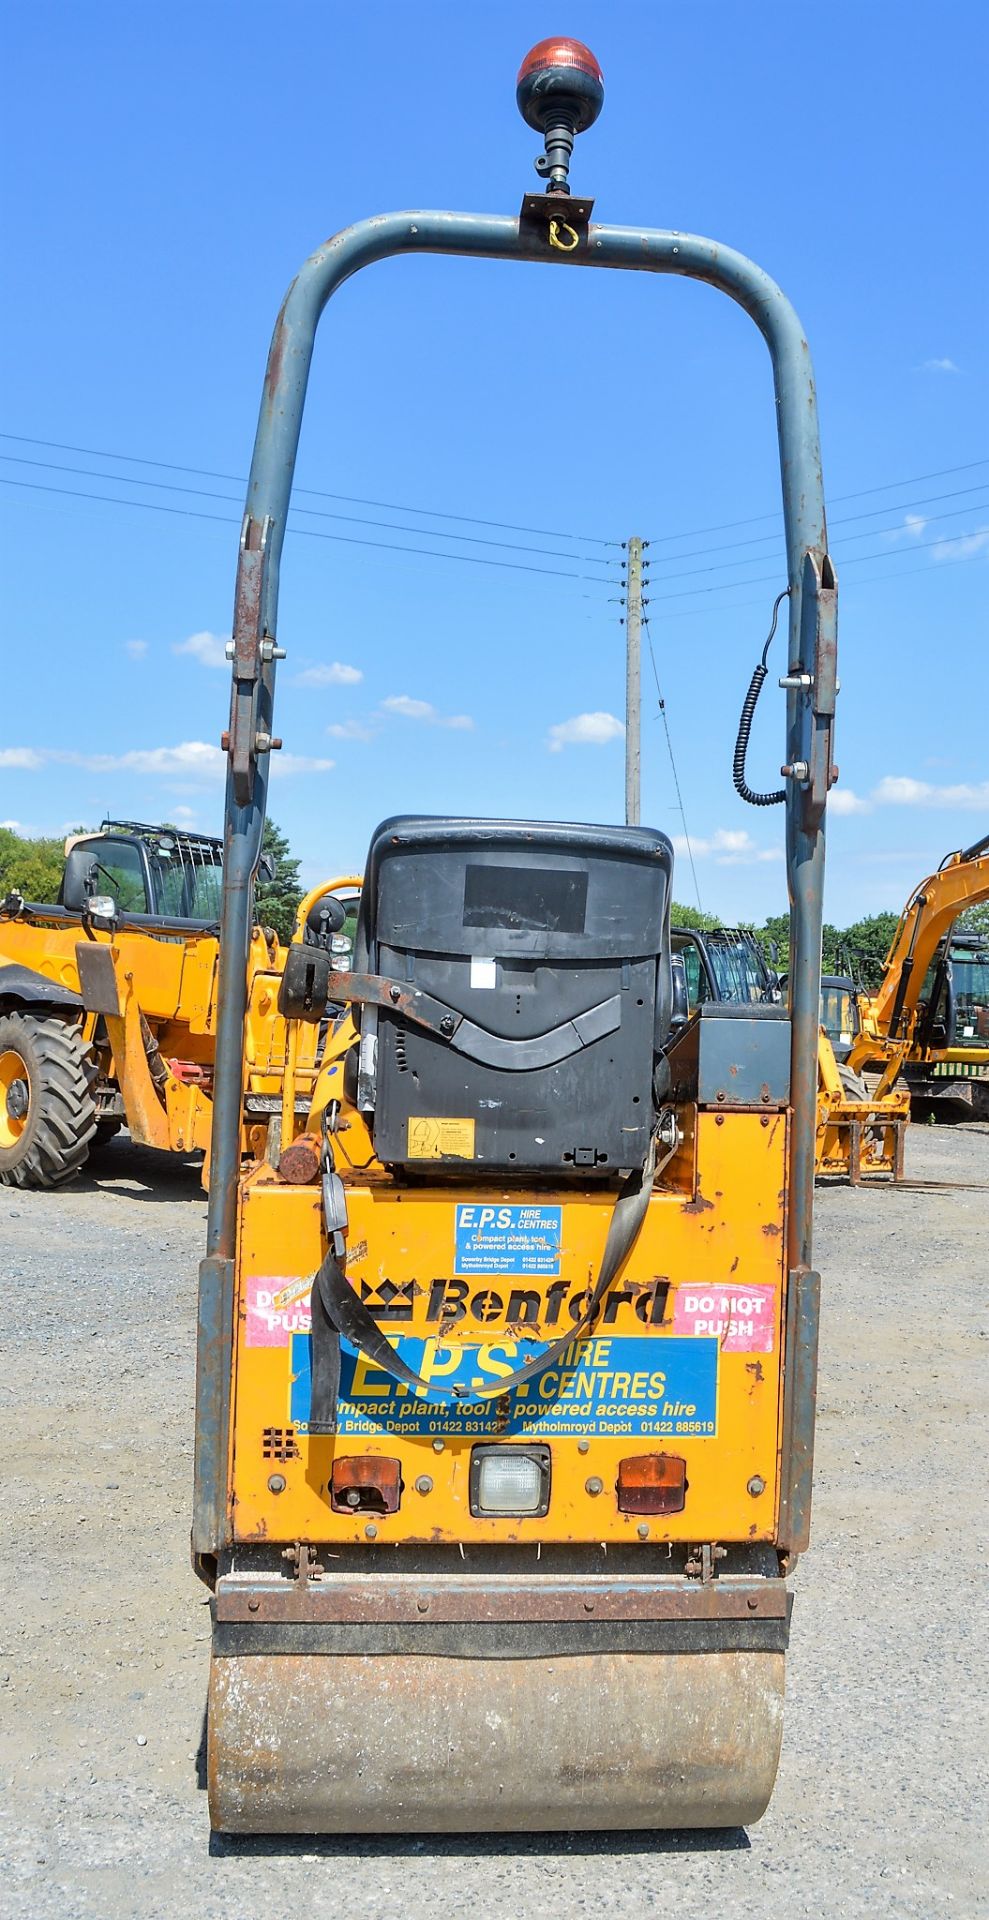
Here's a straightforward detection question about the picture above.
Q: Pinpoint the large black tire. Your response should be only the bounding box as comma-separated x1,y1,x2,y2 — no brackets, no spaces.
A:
0,1011,98,1188
837,1061,890,1167
838,1064,870,1104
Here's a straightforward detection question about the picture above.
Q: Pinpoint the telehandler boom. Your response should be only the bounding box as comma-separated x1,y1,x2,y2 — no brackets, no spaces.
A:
195,39,837,1833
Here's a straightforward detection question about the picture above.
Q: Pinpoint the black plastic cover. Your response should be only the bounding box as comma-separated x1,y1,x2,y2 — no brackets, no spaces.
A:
356,817,674,1176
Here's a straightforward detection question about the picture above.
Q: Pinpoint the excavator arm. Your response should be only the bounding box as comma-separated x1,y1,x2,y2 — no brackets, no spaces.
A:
849,832,989,1092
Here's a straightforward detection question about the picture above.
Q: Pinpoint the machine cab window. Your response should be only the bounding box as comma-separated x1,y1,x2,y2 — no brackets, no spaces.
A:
62,834,149,914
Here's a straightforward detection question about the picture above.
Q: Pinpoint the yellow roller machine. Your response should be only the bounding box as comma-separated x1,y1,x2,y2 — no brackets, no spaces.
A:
194,38,838,1832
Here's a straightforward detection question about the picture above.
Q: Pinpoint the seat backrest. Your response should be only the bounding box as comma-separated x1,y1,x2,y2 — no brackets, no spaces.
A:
354,816,673,1177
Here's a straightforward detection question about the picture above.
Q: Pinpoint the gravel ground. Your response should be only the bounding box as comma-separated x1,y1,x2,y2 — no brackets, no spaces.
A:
1,1124,987,1920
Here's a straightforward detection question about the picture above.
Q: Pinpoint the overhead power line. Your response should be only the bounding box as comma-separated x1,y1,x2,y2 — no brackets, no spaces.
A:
1,429,986,560
642,612,702,911
0,452,619,569
637,548,985,622
648,500,989,587
0,476,615,584
3,443,986,601
644,482,989,567
643,458,989,544
0,431,616,548
4,472,985,600
1,446,984,582
644,521,989,605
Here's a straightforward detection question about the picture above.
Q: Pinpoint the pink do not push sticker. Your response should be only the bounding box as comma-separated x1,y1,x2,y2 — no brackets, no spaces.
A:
245,1275,312,1348
672,1282,777,1352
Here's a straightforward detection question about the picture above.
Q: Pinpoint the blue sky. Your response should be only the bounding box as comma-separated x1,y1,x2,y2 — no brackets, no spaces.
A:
3,1,987,922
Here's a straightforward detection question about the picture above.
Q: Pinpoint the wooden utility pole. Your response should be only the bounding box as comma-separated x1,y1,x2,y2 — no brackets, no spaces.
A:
625,536,644,825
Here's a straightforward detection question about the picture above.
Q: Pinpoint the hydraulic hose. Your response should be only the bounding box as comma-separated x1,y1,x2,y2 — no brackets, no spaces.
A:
733,589,789,807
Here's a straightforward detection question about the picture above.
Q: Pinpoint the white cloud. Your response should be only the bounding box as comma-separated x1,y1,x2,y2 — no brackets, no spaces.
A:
172,630,229,670
919,357,960,373
0,748,44,769
326,719,375,742
884,512,927,543
828,787,872,816
671,828,782,866
0,741,334,787
125,638,149,659
169,805,199,825
1,819,22,830
931,525,989,562
873,774,989,811
274,751,335,776
547,711,625,752
294,661,363,687
64,741,227,779
382,694,474,730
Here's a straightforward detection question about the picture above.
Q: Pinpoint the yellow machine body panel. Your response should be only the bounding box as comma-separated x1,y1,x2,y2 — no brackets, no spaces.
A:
227,1111,787,1549
0,888,356,1173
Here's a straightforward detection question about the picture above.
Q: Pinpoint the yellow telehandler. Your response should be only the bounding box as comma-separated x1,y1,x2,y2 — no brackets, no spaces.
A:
0,817,359,1186
194,37,838,1832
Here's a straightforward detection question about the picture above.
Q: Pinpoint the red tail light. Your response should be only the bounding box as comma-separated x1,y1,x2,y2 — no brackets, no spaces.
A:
330,1455,402,1514
617,1453,687,1515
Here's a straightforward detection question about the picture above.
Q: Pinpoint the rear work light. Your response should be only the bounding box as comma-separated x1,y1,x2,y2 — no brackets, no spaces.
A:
617,1454,687,1516
470,1445,551,1518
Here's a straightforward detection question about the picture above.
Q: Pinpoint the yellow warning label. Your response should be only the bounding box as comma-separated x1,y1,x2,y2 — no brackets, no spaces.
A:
407,1116,476,1159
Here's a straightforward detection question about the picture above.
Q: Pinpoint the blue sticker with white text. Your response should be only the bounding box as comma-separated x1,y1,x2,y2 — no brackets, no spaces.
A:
454,1203,562,1276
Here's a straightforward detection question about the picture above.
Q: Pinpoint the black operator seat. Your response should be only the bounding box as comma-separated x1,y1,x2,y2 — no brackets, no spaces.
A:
350,816,674,1178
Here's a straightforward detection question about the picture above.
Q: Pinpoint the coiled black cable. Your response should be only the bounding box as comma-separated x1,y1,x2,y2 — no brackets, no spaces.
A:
733,588,790,806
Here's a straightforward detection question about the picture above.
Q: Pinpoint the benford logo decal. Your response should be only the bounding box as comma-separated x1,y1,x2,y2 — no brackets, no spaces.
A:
357,1277,670,1329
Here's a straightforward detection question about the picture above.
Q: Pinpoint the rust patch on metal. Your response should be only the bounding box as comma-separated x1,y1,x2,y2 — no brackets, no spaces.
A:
262,305,290,418
278,1134,321,1185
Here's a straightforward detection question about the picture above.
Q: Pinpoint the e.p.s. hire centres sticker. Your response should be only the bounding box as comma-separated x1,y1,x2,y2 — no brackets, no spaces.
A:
454,1203,562,1277
288,1331,718,1440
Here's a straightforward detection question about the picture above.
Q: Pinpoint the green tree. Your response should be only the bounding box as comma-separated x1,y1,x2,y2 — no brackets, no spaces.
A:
837,911,900,990
820,922,843,973
958,902,989,937
255,817,303,943
0,827,67,904
670,900,721,932
755,912,791,972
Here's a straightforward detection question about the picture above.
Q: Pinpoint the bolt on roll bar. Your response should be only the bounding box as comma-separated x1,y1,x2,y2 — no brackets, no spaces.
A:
198,42,836,1558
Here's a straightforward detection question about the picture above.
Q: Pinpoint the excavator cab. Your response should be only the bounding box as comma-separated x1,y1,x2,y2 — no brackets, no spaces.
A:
916,934,989,1051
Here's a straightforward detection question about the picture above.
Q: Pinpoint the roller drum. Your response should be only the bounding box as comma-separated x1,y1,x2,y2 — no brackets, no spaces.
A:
208,1647,784,1833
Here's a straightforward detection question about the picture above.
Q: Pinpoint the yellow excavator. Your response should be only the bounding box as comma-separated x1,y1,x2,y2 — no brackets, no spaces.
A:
0,817,360,1186
815,831,989,1178
194,39,839,1833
